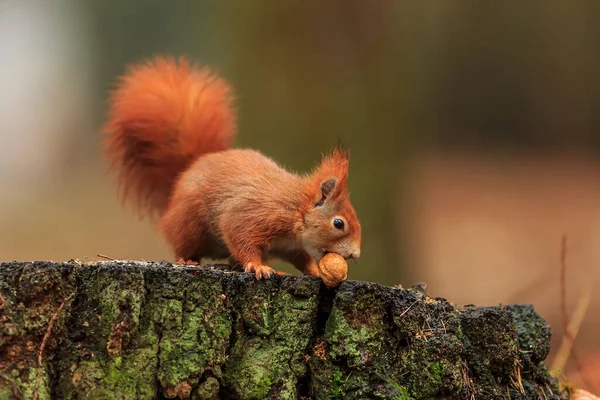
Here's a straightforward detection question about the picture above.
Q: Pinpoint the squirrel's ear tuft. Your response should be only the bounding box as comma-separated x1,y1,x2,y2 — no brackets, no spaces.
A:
328,144,350,184
333,140,351,161
310,144,351,206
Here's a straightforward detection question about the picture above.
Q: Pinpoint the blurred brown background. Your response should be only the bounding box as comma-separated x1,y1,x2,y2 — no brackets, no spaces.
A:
0,0,598,389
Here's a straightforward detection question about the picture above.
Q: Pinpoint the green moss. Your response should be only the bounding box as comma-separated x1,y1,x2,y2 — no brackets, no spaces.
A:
0,263,76,400
224,337,275,399
66,306,160,398
71,354,157,399
505,305,551,367
51,264,157,398
324,289,387,366
454,323,463,340
223,276,320,399
157,298,196,387
459,307,520,385
150,268,232,392
311,283,403,399
242,294,273,336
330,368,345,399
384,382,414,400
400,338,464,398
0,262,564,400
0,368,51,400
257,374,272,398
0,387,12,400
215,315,231,338
22,306,51,331
311,283,474,399
195,376,220,399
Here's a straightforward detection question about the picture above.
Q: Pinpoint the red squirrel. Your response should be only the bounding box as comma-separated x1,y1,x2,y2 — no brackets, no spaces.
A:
102,56,361,279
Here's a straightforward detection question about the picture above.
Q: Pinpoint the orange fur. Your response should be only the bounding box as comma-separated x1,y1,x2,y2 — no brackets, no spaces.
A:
102,56,361,279
102,56,236,215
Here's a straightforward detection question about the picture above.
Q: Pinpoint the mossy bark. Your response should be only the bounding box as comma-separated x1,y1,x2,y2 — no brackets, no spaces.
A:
0,261,567,400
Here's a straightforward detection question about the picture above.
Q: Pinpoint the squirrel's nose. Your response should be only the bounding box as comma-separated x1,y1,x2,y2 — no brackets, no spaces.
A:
349,250,360,259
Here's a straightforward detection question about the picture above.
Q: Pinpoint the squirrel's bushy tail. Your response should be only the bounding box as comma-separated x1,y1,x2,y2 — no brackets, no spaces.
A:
102,56,236,216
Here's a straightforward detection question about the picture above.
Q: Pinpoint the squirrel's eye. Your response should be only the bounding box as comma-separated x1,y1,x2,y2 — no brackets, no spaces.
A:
333,218,344,231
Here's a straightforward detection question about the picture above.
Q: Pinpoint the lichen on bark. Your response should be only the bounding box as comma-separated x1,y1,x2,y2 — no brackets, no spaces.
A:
0,261,567,399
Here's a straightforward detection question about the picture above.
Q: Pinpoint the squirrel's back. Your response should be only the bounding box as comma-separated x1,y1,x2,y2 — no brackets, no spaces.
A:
174,147,305,209
102,56,236,216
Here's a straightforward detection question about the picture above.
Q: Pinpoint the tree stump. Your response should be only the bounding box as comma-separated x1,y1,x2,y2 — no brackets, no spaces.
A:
0,261,566,399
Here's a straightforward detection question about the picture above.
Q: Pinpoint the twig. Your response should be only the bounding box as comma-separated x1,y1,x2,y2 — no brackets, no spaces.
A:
551,287,592,373
560,235,568,329
33,295,73,400
98,254,150,263
555,235,596,392
515,362,525,394
399,299,419,318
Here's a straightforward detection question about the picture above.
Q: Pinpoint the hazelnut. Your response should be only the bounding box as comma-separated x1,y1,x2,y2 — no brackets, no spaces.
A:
318,253,348,287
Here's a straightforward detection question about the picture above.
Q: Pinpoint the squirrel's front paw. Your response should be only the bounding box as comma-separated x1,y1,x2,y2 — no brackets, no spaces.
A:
244,262,275,280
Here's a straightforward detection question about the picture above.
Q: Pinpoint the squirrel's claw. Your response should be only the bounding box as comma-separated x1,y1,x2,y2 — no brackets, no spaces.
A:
244,262,275,280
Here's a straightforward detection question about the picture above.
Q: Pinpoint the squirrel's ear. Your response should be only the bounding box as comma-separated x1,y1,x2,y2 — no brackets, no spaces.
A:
321,177,337,197
315,177,337,207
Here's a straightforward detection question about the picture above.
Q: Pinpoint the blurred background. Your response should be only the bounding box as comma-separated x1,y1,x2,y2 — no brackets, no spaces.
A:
0,0,599,390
